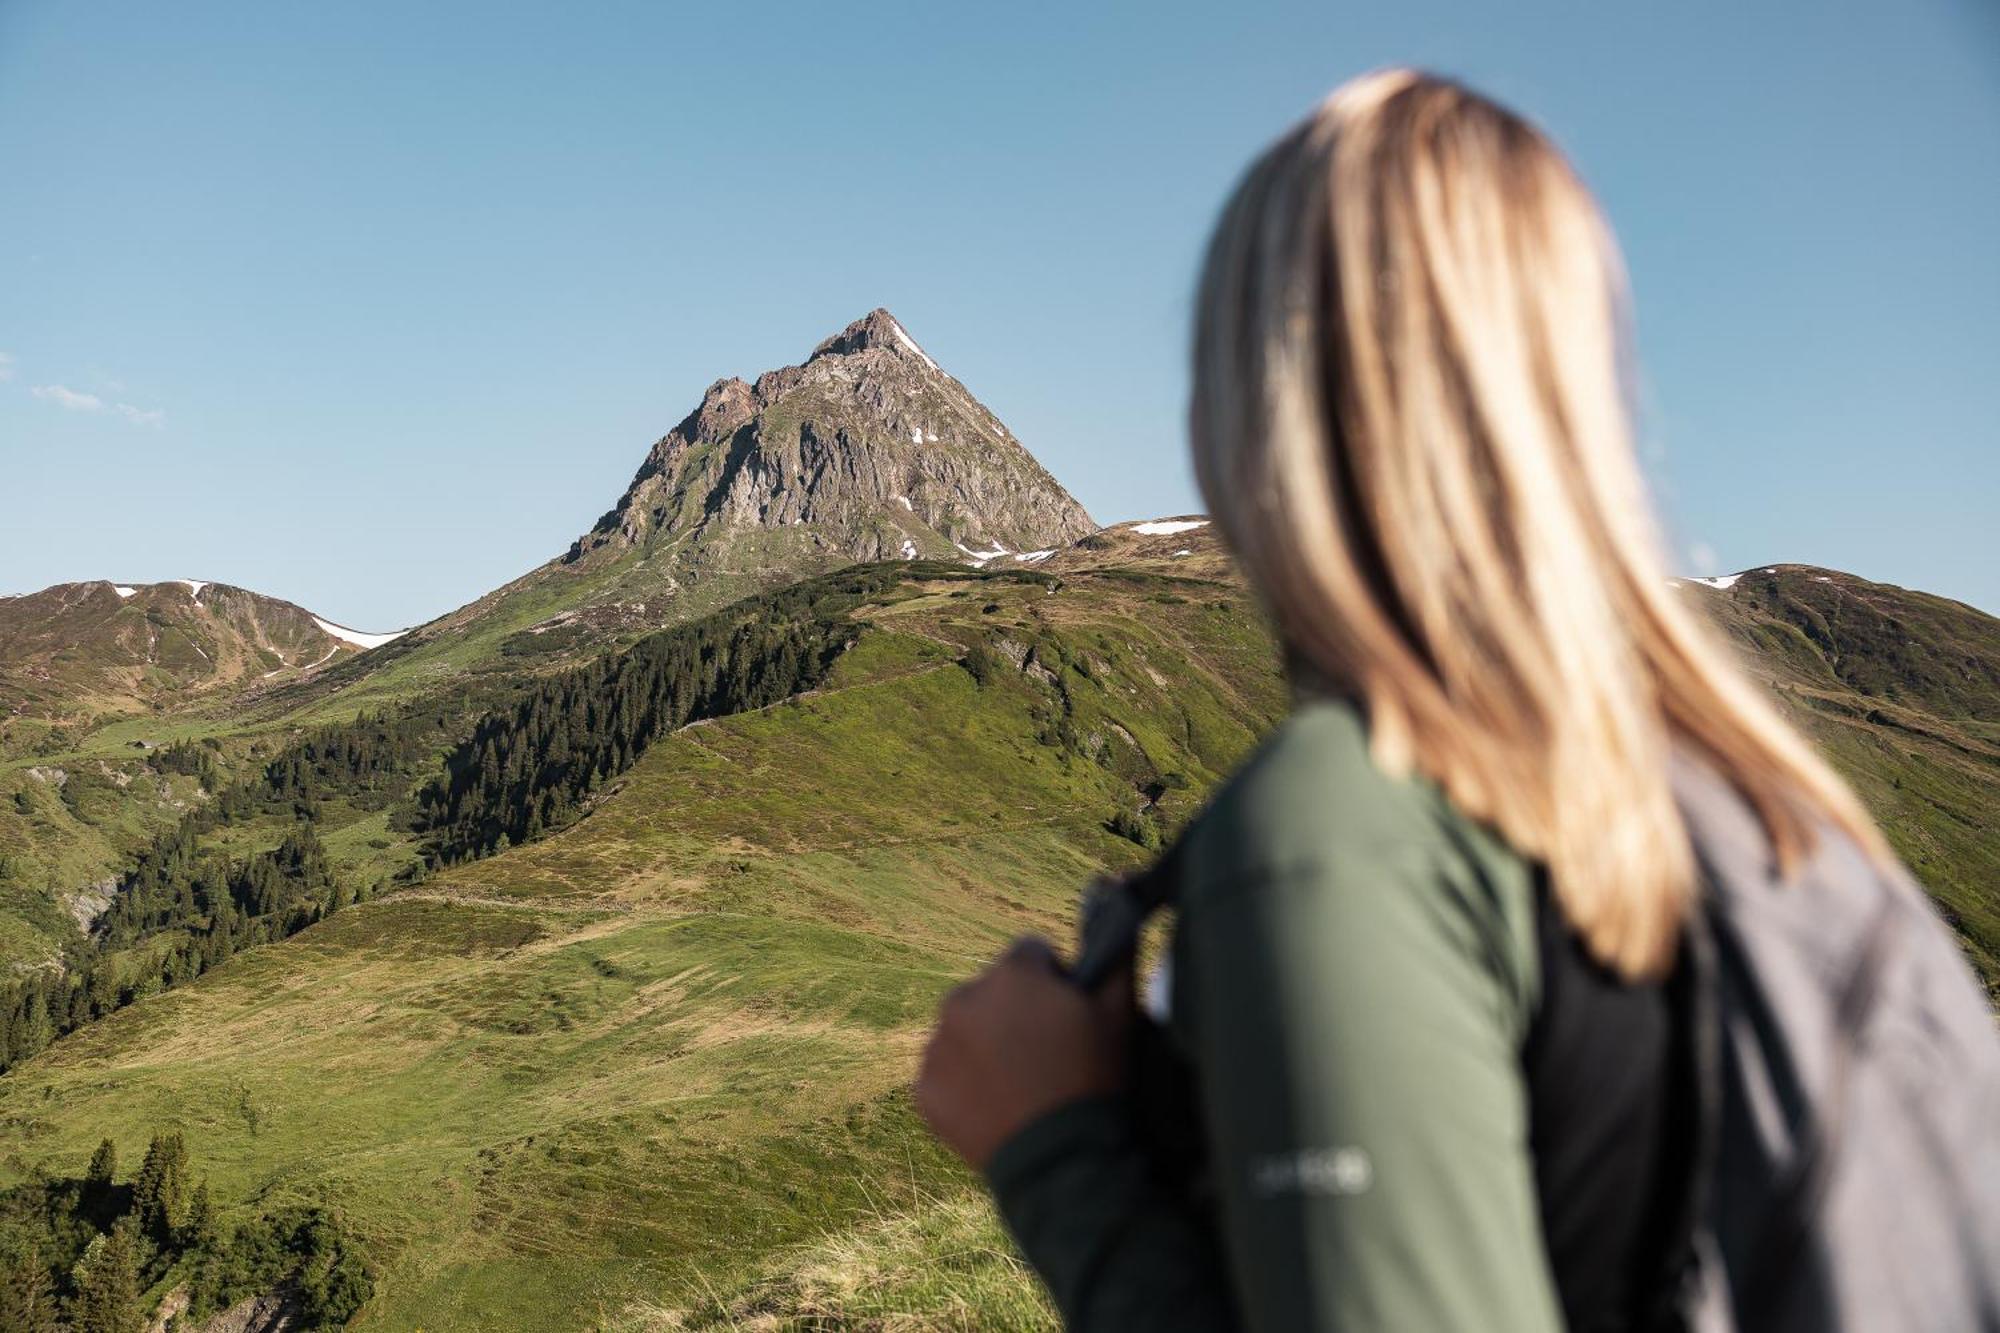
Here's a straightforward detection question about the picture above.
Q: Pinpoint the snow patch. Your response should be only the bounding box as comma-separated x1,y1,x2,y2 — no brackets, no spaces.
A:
1013,550,1054,563
889,318,941,372
900,539,918,560
1815,576,1833,583
177,579,208,598
1686,574,1741,590
910,427,924,444
924,430,938,442
894,495,914,511
954,539,1011,565
1130,519,1209,536
112,584,137,598
311,616,408,650
1173,549,1192,558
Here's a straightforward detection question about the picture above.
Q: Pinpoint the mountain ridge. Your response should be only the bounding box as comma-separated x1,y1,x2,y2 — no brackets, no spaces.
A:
0,578,406,719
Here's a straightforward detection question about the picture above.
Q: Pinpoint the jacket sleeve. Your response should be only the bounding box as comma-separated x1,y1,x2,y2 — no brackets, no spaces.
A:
1173,849,1563,1332
986,1093,1240,1331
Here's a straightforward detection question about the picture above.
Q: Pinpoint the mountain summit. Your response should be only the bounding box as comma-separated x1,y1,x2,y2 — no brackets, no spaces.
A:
566,309,1096,574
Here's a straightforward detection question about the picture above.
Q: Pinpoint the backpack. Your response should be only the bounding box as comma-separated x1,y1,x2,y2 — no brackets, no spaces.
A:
1670,756,2000,1331
1072,755,2000,1331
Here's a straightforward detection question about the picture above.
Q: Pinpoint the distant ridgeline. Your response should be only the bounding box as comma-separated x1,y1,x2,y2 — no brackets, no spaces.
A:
0,566,909,1074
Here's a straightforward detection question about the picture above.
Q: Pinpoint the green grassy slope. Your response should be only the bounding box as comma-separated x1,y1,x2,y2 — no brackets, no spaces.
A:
0,537,874,962
1685,566,2000,987
0,568,1283,1330
0,756,213,969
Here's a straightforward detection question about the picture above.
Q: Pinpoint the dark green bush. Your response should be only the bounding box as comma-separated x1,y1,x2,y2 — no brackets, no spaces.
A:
1108,808,1161,851
961,643,1004,687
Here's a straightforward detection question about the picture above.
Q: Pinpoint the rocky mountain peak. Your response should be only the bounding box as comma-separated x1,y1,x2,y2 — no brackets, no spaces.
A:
807,307,937,369
565,309,1096,591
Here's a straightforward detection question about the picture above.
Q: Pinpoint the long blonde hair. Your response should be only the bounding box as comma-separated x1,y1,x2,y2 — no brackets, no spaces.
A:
1191,69,1886,980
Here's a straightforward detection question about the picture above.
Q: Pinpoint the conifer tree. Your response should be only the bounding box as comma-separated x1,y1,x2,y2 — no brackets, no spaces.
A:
132,1131,190,1245
70,1218,142,1333
181,1178,217,1253
0,1246,59,1333
86,1138,118,1192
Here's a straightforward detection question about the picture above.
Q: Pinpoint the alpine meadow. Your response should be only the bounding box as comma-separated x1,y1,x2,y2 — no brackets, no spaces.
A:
2,311,1995,1331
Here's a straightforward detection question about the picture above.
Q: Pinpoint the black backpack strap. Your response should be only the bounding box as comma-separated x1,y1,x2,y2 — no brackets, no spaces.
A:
1639,904,1723,1332
1071,838,1186,991
1071,837,1214,1199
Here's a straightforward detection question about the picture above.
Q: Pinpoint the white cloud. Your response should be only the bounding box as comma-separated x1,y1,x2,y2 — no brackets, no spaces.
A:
0,353,14,382
31,382,164,426
33,383,105,412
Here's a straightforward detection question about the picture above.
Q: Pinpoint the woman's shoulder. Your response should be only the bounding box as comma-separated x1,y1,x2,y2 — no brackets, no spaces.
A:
1180,698,1537,958
1188,697,1459,877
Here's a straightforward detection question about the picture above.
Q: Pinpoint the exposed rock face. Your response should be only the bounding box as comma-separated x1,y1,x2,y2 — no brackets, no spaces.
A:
566,309,1096,572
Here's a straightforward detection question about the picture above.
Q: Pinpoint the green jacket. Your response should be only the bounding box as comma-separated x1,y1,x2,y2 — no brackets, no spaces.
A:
987,699,1565,1331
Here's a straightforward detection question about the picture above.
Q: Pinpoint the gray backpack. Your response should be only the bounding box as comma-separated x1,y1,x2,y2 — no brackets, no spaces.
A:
1673,758,2000,1331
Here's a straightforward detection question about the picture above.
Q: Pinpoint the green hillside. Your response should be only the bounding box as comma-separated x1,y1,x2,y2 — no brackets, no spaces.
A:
0,580,412,971
0,561,1284,1330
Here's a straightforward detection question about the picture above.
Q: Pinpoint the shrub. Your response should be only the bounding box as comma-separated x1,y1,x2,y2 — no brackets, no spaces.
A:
186,1207,372,1329
1108,808,1161,851
961,644,1004,688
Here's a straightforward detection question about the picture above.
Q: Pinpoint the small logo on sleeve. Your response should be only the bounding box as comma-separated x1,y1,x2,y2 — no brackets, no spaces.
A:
1249,1146,1374,1198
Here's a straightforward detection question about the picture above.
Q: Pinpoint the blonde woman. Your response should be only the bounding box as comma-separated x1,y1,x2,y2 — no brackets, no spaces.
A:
917,69,1998,1331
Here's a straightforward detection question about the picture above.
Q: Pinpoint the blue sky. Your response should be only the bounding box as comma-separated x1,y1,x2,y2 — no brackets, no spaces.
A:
2,1,1995,627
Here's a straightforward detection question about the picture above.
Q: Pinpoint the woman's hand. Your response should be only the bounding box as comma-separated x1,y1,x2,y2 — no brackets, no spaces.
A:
916,936,1132,1171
